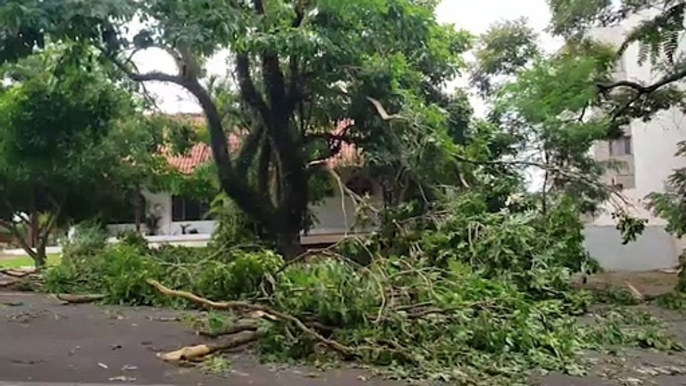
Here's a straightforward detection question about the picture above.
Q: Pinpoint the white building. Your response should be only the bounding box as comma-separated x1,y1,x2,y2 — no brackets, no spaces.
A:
583,14,686,270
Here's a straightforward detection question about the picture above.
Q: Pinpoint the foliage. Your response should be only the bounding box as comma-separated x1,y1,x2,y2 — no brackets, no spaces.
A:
0,47,162,266
0,0,476,257
61,222,109,260
470,18,540,96
207,193,265,251
653,291,686,311
45,243,283,306
647,141,686,238
549,0,686,120
612,210,648,244
117,230,149,251
490,40,621,213
585,307,683,352
45,184,686,383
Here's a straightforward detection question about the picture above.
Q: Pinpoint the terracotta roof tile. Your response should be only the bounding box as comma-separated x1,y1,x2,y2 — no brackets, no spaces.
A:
165,117,360,174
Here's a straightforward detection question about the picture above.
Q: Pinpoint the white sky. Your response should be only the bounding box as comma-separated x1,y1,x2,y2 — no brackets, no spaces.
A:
134,0,560,115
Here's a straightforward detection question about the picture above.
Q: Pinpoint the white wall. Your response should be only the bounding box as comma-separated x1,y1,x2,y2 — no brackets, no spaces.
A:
585,225,679,271
583,12,686,270
107,182,382,241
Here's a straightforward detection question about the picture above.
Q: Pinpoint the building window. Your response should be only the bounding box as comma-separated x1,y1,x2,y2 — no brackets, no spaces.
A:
609,136,632,156
108,194,145,224
172,196,211,221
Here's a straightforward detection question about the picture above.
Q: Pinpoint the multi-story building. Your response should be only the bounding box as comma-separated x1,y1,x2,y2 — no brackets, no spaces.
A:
583,13,686,270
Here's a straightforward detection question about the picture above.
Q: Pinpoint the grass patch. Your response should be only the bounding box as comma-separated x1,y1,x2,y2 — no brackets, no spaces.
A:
0,254,61,269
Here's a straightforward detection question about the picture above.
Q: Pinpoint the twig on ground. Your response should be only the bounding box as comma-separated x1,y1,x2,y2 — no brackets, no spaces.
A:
625,281,645,302
55,294,107,304
147,279,356,358
408,301,495,319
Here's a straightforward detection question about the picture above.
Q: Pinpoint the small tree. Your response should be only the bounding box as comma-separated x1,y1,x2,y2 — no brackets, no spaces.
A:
0,50,134,267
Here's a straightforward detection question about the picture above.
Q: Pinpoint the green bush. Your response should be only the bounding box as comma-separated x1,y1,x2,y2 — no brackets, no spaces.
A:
117,230,149,252
45,243,284,306
45,244,163,305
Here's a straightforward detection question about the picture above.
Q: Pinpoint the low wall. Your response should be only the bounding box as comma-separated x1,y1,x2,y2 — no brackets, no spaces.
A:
584,225,680,271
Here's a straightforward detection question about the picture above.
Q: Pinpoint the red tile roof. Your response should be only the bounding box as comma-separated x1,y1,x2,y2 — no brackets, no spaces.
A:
165,117,360,174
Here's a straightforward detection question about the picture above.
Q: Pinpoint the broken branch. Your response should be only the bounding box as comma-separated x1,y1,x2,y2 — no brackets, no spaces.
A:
55,294,107,304
147,279,355,357
159,329,266,362
0,269,37,278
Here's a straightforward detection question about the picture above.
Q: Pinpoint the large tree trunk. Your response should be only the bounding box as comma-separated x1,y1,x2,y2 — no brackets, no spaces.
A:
276,230,304,261
33,241,47,268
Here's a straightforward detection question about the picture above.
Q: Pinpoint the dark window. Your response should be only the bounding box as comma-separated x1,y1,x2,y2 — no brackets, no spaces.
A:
172,196,211,221
108,194,145,224
609,136,632,156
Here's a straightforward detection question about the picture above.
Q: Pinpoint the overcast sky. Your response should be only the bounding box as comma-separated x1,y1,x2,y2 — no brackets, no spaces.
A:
134,0,559,115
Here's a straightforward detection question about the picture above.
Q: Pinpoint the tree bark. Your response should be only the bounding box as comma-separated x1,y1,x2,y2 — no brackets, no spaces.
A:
34,242,46,268
134,191,142,233
276,230,304,261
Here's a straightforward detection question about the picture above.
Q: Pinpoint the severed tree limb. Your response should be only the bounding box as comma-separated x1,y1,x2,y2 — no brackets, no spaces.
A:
198,318,259,338
0,280,20,288
625,281,644,302
147,280,355,358
55,294,107,304
0,269,37,278
159,329,266,362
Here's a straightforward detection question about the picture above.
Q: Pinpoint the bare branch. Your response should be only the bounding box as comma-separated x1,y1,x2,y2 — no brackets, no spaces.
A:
598,66,686,94
0,219,37,259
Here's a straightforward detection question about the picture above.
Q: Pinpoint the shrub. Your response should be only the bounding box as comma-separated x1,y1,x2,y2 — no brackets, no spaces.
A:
117,230,149,252
45,243,284,305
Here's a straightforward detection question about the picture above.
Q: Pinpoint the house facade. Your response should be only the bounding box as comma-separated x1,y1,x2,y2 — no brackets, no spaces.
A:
106,117,383,246
582,14,686,270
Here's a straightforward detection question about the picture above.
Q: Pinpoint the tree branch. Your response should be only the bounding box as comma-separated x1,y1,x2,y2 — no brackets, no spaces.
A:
104,50,277,230
235,125,265,176
0,219,37,259
235,54,272,125
597,66,686,95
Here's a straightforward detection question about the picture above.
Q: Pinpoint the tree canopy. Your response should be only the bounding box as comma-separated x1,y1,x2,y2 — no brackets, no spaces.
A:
0,49,138,265
0,0,476,257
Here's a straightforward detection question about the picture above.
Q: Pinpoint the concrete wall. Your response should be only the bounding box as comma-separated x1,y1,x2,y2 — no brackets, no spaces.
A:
584,225,679,271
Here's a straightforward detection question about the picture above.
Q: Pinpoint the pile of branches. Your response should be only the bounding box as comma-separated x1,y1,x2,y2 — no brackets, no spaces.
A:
44,197,682,383
146,254,595,384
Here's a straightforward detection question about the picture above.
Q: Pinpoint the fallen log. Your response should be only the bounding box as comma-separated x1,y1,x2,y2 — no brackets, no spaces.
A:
0,280,19,288
147,279,355,358
0,269,37,278
55,294,107,304
159,329,266,362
